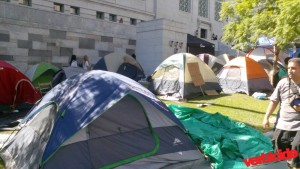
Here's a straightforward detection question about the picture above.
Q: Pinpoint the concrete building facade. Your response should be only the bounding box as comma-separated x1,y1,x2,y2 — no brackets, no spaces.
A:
0,0,228,74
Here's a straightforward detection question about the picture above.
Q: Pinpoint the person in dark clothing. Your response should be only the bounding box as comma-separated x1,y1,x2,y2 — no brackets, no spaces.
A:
69,55,78,67
131,54,136,60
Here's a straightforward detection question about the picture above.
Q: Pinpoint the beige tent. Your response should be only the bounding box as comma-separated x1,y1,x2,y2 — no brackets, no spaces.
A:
150,53,222,99
197,53,226,73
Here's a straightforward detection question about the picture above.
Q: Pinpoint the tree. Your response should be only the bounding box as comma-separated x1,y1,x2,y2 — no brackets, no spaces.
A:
219,0,300,86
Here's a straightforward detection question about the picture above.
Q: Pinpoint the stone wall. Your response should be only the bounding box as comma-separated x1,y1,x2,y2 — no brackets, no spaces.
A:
136,19,187,75
0,2,137,72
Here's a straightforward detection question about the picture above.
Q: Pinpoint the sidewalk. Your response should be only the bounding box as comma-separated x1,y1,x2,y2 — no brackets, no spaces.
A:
247,130,289,169
250,161,289,169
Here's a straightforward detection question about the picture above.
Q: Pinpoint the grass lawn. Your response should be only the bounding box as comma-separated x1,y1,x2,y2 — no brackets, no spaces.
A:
161,93,278,133
0,160,3,169
0,93,277,168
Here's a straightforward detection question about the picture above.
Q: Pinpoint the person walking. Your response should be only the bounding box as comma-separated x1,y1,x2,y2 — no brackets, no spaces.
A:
83,55,91,70
263,58,300,169
70,55,78,67
273,57,292,129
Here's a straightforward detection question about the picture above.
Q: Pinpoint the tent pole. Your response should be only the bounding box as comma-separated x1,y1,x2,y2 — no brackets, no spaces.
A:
200,86,205,96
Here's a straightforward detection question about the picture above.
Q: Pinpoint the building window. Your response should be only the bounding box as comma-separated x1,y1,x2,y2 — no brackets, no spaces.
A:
130,18,137,25
179,0,191,13
215,1,222,21
54,3,64,12
109,14,117,22
96,11,104,19
19,0,31,6
200,29,207,39
70,6,80,15
198,0,208,18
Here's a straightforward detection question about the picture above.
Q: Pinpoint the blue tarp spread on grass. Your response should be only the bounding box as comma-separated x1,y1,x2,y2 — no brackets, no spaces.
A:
168,104,273,169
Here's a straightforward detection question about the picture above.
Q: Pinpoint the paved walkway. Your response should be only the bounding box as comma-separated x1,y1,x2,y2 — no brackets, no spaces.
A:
250,161,289,169
252,131,290,168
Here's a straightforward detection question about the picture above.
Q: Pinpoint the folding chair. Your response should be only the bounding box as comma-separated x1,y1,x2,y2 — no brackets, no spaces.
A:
38,82,52,96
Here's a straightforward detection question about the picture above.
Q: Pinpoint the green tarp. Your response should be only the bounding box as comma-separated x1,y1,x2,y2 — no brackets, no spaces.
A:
168,104,273,169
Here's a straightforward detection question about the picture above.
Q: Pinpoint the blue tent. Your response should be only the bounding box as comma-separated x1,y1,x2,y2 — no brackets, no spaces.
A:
289,48,300,58
0,70,209,169
93,53,145,81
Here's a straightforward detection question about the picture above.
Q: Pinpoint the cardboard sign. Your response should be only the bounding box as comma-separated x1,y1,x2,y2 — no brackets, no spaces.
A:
187,62,204,86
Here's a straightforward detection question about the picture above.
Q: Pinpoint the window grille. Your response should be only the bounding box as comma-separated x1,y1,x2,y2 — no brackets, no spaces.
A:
198,0,208,18
215,1,222,21
179,0,191,13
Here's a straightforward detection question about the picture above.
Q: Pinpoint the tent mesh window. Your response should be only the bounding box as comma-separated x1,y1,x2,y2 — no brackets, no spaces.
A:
225,67,242,89
154,66,181,96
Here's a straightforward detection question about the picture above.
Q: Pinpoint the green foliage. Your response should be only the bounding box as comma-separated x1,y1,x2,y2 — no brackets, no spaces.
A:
220,0,300,50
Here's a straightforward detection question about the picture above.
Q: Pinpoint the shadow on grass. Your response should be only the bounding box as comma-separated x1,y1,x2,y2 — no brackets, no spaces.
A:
187,93,268,115
187,93,233,101
204,103,266,115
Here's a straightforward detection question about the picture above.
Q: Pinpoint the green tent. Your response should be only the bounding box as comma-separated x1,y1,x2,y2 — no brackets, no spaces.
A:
25,63,59,87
